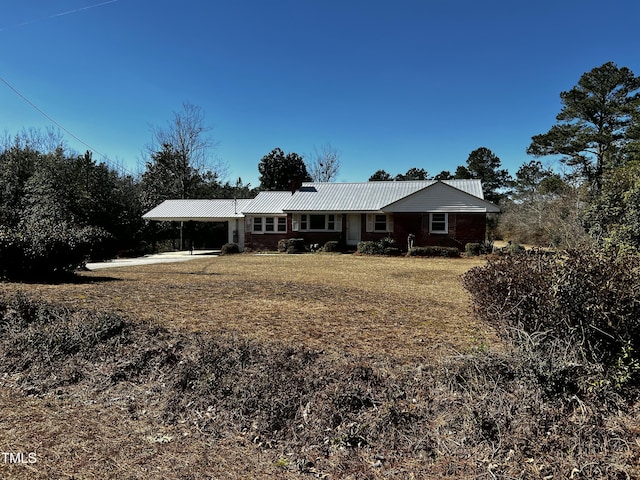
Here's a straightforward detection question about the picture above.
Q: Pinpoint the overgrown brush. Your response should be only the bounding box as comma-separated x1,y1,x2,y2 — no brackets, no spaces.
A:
1,293,639,478
462,249,640,401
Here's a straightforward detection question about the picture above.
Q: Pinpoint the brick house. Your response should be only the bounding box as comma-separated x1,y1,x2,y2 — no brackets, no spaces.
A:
144,180,499,252
242,180,499,251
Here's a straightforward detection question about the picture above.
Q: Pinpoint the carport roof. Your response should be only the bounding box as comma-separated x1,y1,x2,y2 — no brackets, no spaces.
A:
142,199,252,221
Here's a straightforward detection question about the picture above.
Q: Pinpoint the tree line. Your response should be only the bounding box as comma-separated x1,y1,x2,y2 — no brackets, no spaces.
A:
1,61,638,278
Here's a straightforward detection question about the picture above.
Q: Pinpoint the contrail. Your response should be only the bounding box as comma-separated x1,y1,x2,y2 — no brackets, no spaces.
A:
0,0,119,32
52,0,119,18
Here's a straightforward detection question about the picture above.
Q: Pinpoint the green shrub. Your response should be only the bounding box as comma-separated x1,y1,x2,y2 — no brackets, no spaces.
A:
286,238,306,254
357,237,398,256
407,246,460,258
220,243,240,255
323,240,340,252
465,241,494,256
0,220,111,280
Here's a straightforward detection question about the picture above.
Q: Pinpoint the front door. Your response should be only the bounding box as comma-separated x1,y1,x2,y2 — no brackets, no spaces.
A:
346,214,361,246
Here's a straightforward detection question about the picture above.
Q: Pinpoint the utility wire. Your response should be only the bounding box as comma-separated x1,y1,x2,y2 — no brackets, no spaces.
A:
0,74,135,176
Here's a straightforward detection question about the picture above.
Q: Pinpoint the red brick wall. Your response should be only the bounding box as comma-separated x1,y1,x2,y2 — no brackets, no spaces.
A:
391,213,487,251
244,213,488,252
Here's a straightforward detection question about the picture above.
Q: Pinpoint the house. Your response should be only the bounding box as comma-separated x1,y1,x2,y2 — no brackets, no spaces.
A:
143,180,500,252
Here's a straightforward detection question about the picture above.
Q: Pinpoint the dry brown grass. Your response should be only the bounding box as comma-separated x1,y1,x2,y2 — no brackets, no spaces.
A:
0,253,491,362
0,253,500,479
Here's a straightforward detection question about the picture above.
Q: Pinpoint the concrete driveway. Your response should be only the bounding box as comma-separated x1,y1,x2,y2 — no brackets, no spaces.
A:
86,250,219,270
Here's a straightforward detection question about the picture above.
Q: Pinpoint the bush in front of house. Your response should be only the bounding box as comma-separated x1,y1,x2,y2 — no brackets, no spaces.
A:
323,240,340,252
285,238,306,254
407,246,460,258
220,243,240,255
357,237,400,256
465,241,494,256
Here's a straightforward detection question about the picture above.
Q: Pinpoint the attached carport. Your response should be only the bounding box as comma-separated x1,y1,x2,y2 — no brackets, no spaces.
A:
142,199,252,251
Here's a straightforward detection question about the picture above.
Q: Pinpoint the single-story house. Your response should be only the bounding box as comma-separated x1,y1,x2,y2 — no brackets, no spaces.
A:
143,180,500,252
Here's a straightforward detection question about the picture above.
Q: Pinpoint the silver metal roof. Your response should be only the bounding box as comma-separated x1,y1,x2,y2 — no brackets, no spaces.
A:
280,180,486,213
143,199,252,221
241,191,292,214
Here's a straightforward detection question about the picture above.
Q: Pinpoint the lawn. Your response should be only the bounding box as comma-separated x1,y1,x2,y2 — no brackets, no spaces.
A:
0,253,491,363
0,253,499,479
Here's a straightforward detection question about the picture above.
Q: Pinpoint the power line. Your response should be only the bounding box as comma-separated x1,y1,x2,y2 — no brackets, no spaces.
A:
0,73,135,176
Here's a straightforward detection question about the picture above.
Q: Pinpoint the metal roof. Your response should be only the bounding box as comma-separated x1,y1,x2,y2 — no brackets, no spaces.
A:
280,180,486,212
142,199,252,221
241,191,292,214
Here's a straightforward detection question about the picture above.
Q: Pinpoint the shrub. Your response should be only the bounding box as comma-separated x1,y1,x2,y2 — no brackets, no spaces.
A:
357,237,398,256
323,240,340,252
407,246,460,258
0,220,111,280
220,243,240,255
462,250,640,399
465,241,494,256
285,238,306,254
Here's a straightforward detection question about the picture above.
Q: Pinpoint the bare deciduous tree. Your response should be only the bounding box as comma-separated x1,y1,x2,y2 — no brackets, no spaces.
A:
306,143,341,182
145,102,226,178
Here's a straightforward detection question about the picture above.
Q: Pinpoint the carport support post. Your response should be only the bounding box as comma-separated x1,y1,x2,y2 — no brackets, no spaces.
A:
180,221,184,251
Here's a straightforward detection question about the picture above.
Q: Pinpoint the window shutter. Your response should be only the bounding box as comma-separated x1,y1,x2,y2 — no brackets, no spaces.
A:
366,214,374,233
292,214,299,231
387,214,394,232
245,216,252,231
336,214,342,231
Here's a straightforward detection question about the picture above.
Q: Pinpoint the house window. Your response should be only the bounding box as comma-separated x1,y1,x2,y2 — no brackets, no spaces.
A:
252,216,287,234
294,214,342,232
430,213,448,234
374,214,387,232
265,217,274,232
366,214,393,233
327,214,336,230
309,214,326,230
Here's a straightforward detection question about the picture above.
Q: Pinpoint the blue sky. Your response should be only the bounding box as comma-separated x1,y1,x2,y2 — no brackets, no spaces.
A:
2,1,639,187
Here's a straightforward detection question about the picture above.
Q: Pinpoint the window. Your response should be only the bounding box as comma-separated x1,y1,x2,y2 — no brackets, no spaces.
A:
265,217,274,232
293,214,342,232
309,214,326,230
374,214,387,231
430,213,448,234
251,216,287,234
327,214,336,230
366,214,393,233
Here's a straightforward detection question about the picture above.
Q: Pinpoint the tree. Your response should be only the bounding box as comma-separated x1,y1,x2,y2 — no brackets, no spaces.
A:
369,168,428,181
498,160,572,246
433,170,453,180
528,62,640,194
307,143,341,182
395,167,429,181
368,169,393,181
142,102,225,205
511,160,566,201
462,147,511,203
583,162,640,252
258,147,311,191
453,165,472,179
